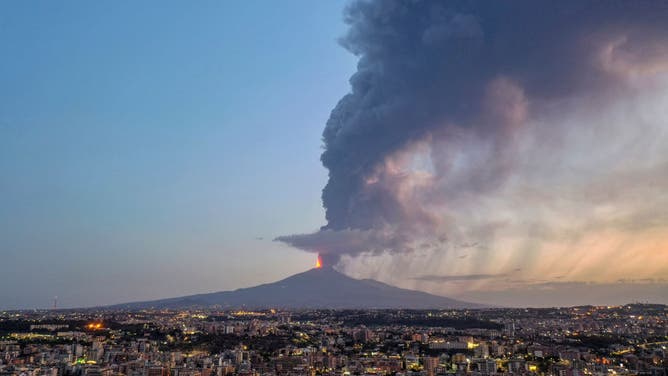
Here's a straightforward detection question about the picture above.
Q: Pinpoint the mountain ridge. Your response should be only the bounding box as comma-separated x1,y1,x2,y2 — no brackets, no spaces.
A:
108,266,484,310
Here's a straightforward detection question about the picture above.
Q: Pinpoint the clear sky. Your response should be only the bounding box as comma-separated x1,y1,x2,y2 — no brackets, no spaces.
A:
0,1,355,309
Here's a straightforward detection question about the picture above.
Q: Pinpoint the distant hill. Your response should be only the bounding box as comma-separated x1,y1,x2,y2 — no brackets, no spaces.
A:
110,266,483,310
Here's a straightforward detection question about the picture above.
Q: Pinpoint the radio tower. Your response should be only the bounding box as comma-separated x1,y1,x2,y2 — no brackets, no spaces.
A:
53,296,57,310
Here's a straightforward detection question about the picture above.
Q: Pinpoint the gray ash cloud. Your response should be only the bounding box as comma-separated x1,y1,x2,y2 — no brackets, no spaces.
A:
277,0,668,268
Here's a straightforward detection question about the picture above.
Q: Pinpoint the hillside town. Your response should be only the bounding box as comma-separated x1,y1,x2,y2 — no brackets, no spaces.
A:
1,305,666,376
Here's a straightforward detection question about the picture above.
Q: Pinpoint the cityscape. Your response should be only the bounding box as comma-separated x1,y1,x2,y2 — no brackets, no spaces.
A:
1,305,666,376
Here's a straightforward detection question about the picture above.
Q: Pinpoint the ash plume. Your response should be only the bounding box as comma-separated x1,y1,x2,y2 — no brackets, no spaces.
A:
277,0,668,282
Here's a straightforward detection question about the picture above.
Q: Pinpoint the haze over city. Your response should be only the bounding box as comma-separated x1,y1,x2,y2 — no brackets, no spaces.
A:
2,0,668,310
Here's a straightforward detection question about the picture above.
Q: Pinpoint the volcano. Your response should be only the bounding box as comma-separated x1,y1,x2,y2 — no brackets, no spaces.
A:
110,267,482,309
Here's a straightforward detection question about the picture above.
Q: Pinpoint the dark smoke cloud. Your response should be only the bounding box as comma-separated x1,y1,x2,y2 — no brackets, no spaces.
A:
277,0,668,266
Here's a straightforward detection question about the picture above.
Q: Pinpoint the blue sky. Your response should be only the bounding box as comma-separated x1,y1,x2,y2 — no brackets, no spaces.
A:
0,1,355,309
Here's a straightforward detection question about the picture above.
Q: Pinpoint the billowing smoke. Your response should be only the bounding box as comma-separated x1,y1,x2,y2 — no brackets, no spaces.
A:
277,0,668,282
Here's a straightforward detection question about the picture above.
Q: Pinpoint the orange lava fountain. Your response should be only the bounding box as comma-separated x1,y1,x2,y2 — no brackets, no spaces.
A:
315,254,323,268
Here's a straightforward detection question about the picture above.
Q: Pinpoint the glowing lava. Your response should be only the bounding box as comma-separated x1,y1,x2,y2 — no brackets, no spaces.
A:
315,254,323,269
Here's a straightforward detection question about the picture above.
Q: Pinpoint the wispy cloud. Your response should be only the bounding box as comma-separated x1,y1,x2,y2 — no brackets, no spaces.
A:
414,273,507,282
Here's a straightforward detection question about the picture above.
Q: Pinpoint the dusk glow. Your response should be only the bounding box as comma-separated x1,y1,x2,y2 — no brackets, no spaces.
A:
1,0,667,309
1,2,666,374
